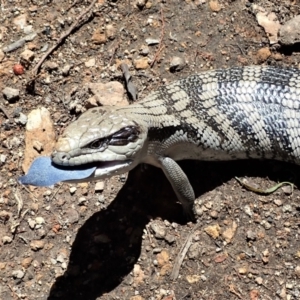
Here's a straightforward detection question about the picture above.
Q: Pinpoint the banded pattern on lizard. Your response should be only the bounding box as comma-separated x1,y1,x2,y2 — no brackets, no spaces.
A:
51,65,300,217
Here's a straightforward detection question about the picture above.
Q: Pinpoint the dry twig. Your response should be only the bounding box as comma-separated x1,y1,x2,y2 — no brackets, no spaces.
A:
150,8,165,68
170,222,202,280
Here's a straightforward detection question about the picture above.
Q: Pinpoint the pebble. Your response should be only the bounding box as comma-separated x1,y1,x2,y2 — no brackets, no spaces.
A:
87,81,128,106
256,47,271,63
65,208,79,224
2,87,20,102
279,15,300,46
145,38,160,45
0,154,7,163
246,230,257,241
2,236,13,244
62,64,72,76
133,57,149,70
204,224,220,239
140,45,149,56
95,181,105,192
169,56,185,72
21,257,33,269
150,222,166,239
12,270,25,279
254,6,280,44
85,57,96,67
282,204,292,213
35,216,45,225
209,0,221,12
30,240,45,251
28,218,36,229
91,28,107,44
105,24,116,40
13,14,27,29
44,61,58,71
136,0,147,8
20,49,35,67
255,277,263,285
16,112,28,125
274,199,283,206
69,186,77,194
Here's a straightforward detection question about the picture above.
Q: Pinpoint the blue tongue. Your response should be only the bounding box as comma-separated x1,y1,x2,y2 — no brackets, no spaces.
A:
19,157,96,187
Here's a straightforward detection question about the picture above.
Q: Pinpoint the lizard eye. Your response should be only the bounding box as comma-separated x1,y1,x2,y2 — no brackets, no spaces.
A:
89,139,107,149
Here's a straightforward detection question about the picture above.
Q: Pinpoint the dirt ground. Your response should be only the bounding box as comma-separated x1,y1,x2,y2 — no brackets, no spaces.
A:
1,0,300,299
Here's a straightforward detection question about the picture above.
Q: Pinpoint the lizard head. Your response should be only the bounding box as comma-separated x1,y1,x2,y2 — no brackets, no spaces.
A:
51,106,148,181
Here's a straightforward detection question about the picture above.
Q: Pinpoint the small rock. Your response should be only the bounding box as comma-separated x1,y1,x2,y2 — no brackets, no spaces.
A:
24,25,33,34
69,186,77,194
156,250,169,266
44,61,58,71
30,240,45,251
0,154,7,163
210,210,218,219
238,266,248,274
274,199,283,206
150,222,166,239
91,28,107,44
16,112,28,125
35,216,45,225
2,87,20,102
282,204,293,213
2,236,13,244
13,14,27,29
133,57,149,70
279,15,300,46
20,49,35,67
282,185,293,195
186,274,201,283
87,81,128,106
170,56,186,72
209,0,221,12
28,218,36,229
261,220,272,230
222,221,237,243
145,38,160,45
140,45,149,56
105,24,116,40
62,64,72,76
95,181,105,192
256,47,271,63
255,277,263,285
65,208,79,224
12,270,25,279
246,230,257,241
22,257,33,268
136,0,147,8
244,205,253,217
204,224,220,239
254,6,280,44
164,233,175,244
85,58,96,67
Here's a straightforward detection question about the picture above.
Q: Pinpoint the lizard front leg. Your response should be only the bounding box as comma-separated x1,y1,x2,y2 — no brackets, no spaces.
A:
159,157,196,220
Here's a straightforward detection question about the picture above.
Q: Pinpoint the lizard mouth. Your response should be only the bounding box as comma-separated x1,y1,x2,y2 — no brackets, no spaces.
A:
19,157,132,187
